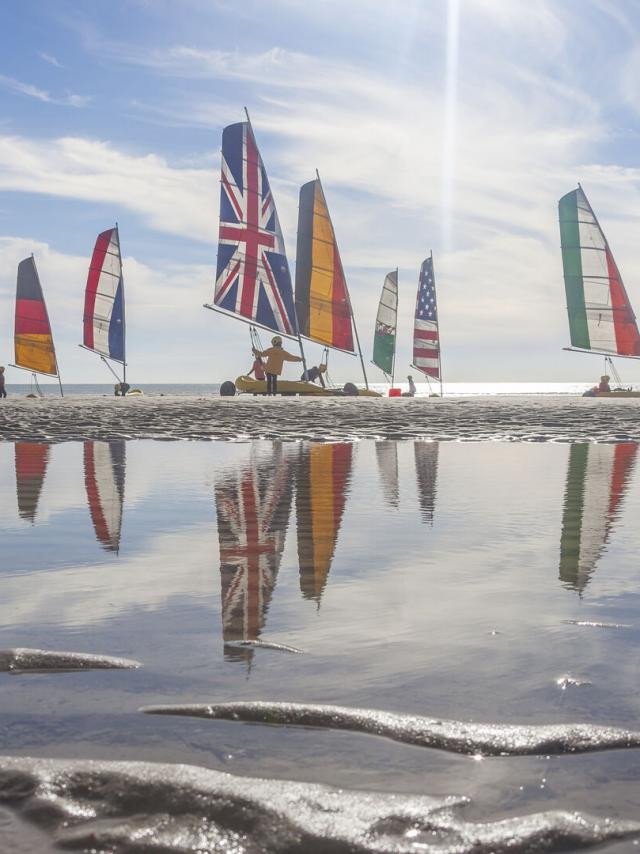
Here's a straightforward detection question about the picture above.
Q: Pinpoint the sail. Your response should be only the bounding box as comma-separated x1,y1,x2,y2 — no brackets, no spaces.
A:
372,270,398,377
213,121,297,335
215,444,294,662
412,256,441,378
376,441,399,508
83,228,125,362
15,257,58,376
15,443,50,522
295,178,355,352
84,441,126,552
559,443,637,593
414,441,439,523
558,187,640,357
296,443,353,601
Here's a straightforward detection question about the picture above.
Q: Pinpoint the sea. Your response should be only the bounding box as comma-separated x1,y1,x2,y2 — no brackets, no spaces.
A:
6,380,609,397
0,437,639,851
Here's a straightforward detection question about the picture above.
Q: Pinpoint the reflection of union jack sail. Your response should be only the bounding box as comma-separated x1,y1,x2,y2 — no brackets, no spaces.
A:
215,444,294,664
84,441,126,553
414,441,439,524
14,443,51,523
296,443,353,603
559,443,637,593
12,256,63,396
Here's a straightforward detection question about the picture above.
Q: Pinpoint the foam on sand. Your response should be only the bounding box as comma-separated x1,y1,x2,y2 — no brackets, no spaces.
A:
0,756,637,853
141,700,640,757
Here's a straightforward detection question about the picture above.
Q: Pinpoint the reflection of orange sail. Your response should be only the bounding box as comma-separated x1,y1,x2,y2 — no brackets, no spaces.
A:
84,441,126,552
15,443,50,522
559,443,637,593
297,443,353,601
215,444,294,663
414,441,439,523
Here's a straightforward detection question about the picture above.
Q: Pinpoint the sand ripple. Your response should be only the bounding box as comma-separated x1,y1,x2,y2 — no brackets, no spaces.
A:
0,756,637,853
2,395,640,442
141,701,640,757
0,648,141,673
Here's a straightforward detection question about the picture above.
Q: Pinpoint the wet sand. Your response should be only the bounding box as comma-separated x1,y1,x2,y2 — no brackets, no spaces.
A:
1,393,640,442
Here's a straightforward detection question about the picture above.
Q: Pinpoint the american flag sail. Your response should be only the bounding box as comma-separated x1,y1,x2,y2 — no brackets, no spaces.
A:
412,255,441,380
215,444,294,663
213,121,297,335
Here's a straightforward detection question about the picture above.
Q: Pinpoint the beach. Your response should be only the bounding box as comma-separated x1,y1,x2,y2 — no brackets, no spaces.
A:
2,393,640,443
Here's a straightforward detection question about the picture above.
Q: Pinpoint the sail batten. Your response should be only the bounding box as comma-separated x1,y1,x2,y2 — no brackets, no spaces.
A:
559,187,640,357
295,178,355,353
372,270,398,379
14,257,59,377
83,228,125,364
213,121,297,335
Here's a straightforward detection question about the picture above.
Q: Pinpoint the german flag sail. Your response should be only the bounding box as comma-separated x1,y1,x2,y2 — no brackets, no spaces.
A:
296,443,353,602
295,178,355,353
559,186,640,357
14,257,60,380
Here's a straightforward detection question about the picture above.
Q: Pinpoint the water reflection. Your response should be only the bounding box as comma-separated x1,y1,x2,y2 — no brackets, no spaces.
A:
559,443,637,593
14,443,50,523
83,441,126,553
414,441,439,524
296,443,353,603
375,441,399,508
215,443,294,663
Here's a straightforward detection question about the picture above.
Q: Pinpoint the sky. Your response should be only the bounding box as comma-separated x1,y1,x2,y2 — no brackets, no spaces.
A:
2,0,640,384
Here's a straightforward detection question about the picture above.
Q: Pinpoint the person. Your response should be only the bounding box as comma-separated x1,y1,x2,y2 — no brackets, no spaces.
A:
404,375,416,397
253,336,302,395
247,353,266,381
114,381,131,396
598,374,611,393
300,364,327,388
0,367,6,399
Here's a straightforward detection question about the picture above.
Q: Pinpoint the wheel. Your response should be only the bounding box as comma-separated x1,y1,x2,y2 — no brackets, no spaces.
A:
343,382,359,396
220,380,236,397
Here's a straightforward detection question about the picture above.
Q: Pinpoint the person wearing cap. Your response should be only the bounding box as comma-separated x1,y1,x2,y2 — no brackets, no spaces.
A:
0,367,6,399
301,363,327,388
253,336,302,395
598,374,611,393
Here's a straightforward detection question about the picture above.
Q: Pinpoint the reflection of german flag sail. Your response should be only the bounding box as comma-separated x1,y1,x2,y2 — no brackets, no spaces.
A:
15,443,50,523
215,445,294,661
84,441,126,552
15,257,59,378
297,443,353,602
295,179,355,353
212,121,297,335
559,443,637,593
559,187,640,357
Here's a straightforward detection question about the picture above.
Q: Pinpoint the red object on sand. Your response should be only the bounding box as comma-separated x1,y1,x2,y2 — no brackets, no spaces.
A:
388,388,401,397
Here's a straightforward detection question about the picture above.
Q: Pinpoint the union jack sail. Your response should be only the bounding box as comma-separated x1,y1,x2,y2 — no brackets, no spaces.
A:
214,121,297,335
215,444,294,663
412,255,441,379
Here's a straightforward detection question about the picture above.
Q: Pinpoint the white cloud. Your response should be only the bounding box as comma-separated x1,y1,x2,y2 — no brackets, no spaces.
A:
38,51,62,67
0,74,89,107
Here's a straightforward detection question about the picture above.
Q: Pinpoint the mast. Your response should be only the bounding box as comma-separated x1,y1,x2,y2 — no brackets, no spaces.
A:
35,252,64,397
315,170,369,389
244,108,307,377
392,266,398,387
117,222,127,386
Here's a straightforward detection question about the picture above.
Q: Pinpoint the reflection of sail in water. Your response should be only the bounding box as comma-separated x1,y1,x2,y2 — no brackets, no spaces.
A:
297,443,353,602
559,443,637,593
15,443,51,522
215,445,294,662
375,441,399,507
84,441,126,552
414,441,439,523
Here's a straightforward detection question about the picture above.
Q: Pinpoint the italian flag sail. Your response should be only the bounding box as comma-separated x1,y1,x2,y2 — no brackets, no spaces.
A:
559,443,637,592
83,227,126,380
558,187,640,357
372,270,398,382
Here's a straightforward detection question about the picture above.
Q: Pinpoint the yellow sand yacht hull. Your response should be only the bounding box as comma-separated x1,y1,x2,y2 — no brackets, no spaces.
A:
234,376,381,397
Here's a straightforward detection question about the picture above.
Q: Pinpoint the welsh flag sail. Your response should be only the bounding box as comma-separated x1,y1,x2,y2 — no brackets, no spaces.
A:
372,270,397,380
558,187,640,357
83,228,125,364
213,121,297,335
412,255,441,379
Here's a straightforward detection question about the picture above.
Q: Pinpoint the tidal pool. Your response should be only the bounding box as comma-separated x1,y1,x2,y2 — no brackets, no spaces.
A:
0,439,639,852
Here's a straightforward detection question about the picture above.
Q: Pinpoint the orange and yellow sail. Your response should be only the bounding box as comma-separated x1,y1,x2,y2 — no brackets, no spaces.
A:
15,257,58,376
295,178,355,352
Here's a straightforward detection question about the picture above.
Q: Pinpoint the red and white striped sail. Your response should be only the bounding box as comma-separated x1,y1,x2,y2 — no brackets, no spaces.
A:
84,441,126,552
83,228,125,364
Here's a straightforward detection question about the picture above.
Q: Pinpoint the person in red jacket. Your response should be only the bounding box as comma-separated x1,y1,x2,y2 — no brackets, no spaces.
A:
247,354,266,381
598,374,611,392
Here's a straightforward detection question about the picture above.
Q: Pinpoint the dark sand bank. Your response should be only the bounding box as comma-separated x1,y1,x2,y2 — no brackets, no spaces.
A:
1,394,640,442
